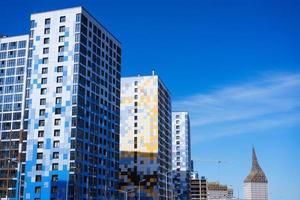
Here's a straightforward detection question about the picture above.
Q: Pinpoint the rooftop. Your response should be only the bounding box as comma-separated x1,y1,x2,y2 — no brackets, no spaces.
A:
244,147,268,183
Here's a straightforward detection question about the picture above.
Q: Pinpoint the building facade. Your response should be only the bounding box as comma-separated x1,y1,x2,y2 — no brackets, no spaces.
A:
190,172,200,200
0,35,29,200
244,147,268,200
171,112,191,200
119,75,172,199
207,182,233,200
22,7,121,200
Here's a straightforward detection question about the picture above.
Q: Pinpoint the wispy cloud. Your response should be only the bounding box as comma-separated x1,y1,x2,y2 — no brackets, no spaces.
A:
174,73,300,143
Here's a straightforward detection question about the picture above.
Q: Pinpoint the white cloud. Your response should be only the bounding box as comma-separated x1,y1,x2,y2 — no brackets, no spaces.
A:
174,73,300,143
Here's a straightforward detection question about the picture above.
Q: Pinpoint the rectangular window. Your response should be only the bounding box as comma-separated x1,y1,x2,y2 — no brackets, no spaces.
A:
56,87,62,93
55,108,61,114
58,46,64,52
44,28,50,34
41,78,47,84
42,58,48,64
40,98,46,105
59,26,65,32
40,88,47,95
60,16,66,22
51,186,57,193
38,130,44,137
53,152,59,159
52,163,59,170
58,56,64,62
52,175,58,182
42,68,48,74
37,142,44,148
45,18,51,25
37,153,43,159
35,186,41,193
53,141,60,148
39,120,45,126
44,38,49,44
56,76,63,83
54,130,60,136
36,164,42,171
59,36,65,42
43,48,49,54
39,109,45,116
55,97,62,104
57,66,63,72
54,119,61,125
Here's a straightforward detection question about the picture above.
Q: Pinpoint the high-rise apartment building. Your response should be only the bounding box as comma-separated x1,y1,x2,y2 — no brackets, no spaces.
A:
0,7,121,200
119,74,172,199
172,112,191,200
244,147,268,200
0,35,29,199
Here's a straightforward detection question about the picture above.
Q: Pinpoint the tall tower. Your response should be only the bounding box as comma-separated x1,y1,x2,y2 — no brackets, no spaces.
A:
0,35,28,200
23,7,121,200
119,74,172,199
244,147,268,200
172,112,191,200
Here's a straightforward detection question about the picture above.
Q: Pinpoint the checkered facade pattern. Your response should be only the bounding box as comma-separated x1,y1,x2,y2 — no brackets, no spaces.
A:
119,75,172,200
7,7,123,200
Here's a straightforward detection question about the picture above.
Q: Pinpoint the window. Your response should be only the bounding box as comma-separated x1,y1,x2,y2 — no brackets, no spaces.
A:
60,16,66,22
36,164,42,171
55,108,61,114
59,36,65,42
39,120,45,126
37,142,44,148
53,152,59,159
44,28,50,34
38,130,44,137
42,68,48,74
42,58,48,64
40,88,47,95
35,186,41,193
39,109,45,116
53,141,60,148
59,26,65,32
43,48,49,54
51,186,58,193
44,38,49,44
54,130,60,136
52,175,58,182
57,66,63,72
56,76,63,83
40,98,46,105
18,40,26,48
56,87,62,93
134,95,138,100
134,88,138,92
45,18,51,25
54,119,61,125
58,46,64,52
41,78,47,84
58,56,64,62
37,153,43,159
52,163,59,170
55,97,62,104
134,81,138,85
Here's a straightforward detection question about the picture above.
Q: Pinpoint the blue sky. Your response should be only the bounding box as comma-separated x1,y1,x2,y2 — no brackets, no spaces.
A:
1,0,299,199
